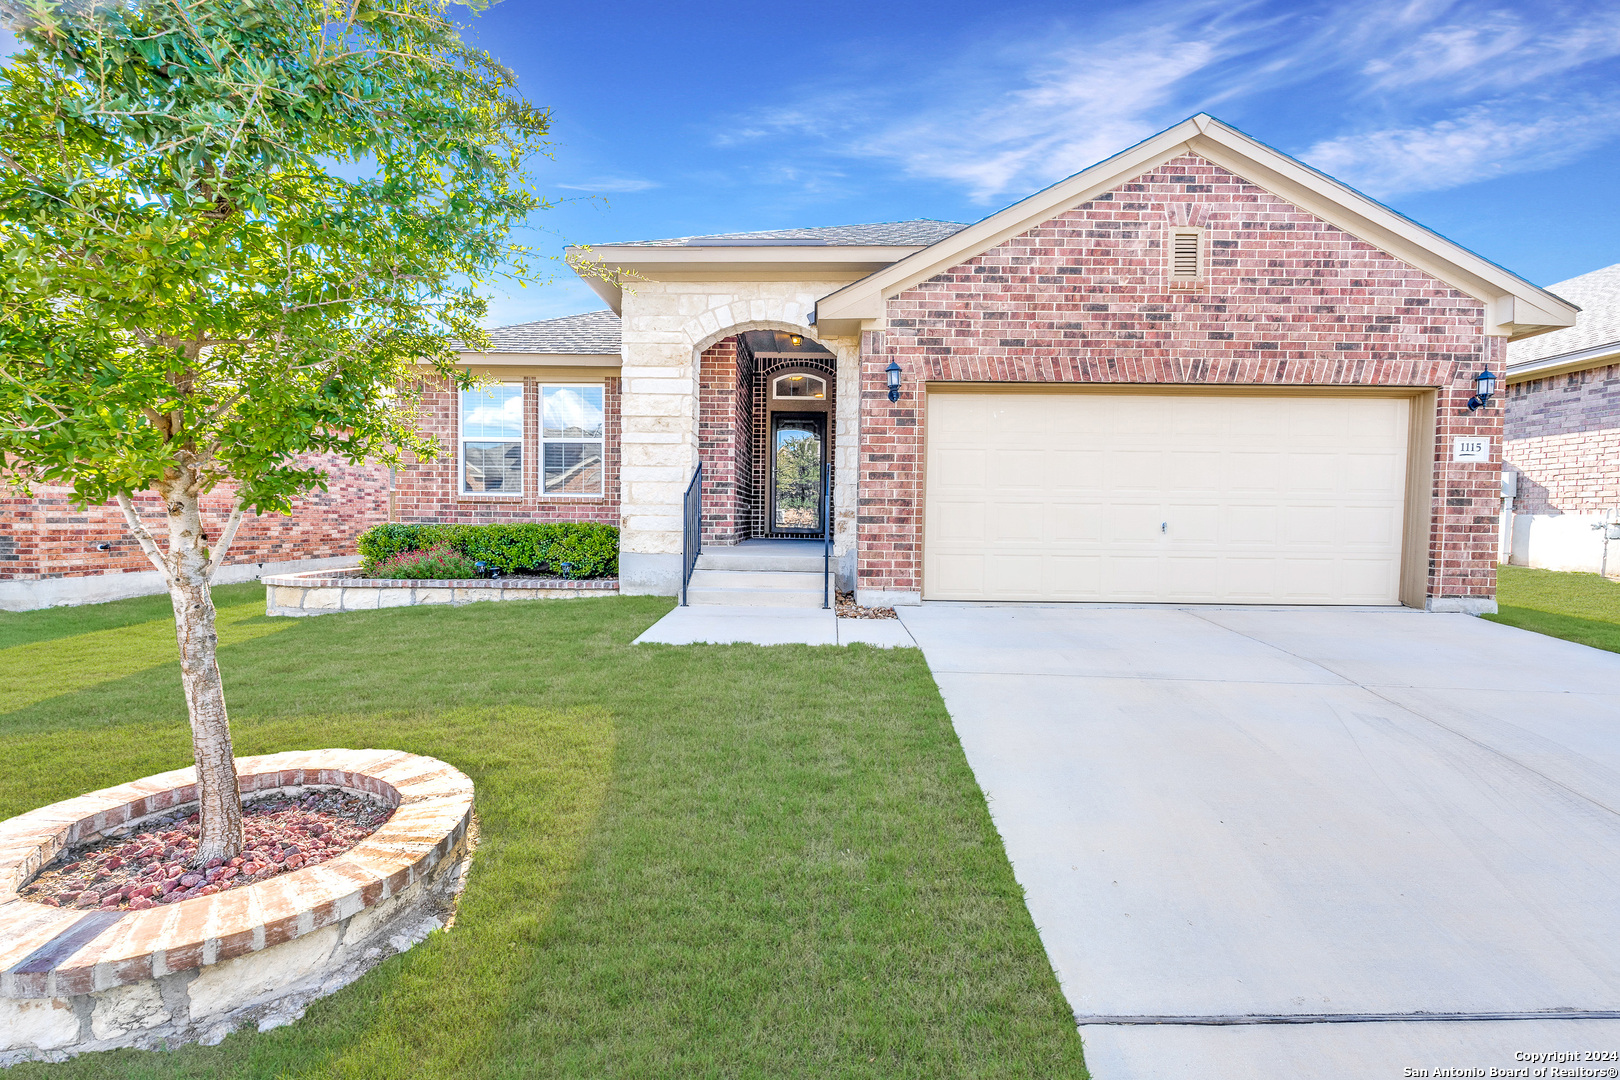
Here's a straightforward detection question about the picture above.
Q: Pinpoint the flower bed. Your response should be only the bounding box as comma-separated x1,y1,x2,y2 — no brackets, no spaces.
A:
0,750,473,1063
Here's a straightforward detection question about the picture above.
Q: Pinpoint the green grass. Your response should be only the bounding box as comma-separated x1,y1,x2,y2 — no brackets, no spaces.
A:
0,588,1086,1078
1486,565,1620,654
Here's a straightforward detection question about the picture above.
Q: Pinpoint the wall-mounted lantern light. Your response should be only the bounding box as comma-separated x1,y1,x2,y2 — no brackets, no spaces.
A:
789,334,803,347
886,361,902,403
1467,368,1498,411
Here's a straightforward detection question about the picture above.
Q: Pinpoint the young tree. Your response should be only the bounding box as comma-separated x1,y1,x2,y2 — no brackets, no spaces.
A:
0,0,549,862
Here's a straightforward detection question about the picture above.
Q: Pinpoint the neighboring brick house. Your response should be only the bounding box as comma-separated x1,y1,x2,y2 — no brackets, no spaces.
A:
1503,263,1620,577
544,113,1572,613
0,457,390,611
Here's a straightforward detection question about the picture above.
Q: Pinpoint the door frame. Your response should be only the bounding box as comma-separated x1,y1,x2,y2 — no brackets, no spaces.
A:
769,411,827,537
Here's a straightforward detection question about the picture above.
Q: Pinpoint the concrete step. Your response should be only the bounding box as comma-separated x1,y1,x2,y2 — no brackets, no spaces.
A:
685,568,830,608
695,545,827,573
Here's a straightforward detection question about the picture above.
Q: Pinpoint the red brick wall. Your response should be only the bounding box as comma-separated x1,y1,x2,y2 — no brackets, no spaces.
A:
698,338,741,544
1505,363,1620,515
0,454,390,582
858,152,1504,603
392,375,621,525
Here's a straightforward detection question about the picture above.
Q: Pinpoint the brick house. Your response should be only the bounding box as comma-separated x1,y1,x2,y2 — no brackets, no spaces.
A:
32,114,1567,614
506,114,1571,613
1503,262,1620,577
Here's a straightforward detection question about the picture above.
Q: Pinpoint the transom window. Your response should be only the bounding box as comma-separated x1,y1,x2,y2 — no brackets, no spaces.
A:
773,373,826,399
460,384,523,494
542,385,605,495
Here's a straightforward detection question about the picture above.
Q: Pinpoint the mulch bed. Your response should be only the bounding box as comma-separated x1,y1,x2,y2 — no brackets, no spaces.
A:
835,591,898,620
19,788,393,911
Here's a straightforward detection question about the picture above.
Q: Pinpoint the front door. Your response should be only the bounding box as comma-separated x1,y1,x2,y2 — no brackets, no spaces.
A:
771,413,825,535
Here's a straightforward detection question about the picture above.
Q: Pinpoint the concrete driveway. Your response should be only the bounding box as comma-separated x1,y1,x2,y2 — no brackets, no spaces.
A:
897,604,1620,1079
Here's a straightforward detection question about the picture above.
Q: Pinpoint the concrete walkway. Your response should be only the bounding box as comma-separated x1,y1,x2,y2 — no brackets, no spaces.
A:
634,605,916,647
897,603,1620,1078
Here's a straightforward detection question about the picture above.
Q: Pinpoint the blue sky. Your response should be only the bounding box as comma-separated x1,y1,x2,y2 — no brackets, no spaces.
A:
6,0,1618,326
459,0,1620,327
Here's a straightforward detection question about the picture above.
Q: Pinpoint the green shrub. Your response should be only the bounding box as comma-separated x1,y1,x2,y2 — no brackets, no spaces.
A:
357,522,619,578
368,544,479,579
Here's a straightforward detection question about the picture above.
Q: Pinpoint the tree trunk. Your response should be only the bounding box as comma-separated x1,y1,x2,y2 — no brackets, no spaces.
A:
161,480,244,864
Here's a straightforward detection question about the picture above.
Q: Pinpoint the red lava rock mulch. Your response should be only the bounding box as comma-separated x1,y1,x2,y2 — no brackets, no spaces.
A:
18,788,393,912
835,590,898,620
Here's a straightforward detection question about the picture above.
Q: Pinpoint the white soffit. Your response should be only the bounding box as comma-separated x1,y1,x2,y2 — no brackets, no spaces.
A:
563,245,933,315
814,114,1578,341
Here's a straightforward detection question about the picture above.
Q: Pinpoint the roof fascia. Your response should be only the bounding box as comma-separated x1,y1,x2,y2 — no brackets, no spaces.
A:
1505,340,1620,382
452,351,620,366
816,115,1578,341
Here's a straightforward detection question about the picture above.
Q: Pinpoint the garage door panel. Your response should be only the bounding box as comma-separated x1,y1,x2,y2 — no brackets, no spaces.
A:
924,392,1410,604
991,502,1045,542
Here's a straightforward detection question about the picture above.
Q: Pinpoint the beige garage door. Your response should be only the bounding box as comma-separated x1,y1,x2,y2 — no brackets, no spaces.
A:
924,392,1411,604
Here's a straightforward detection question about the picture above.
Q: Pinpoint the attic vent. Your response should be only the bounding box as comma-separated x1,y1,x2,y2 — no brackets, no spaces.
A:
1170,230,1202,279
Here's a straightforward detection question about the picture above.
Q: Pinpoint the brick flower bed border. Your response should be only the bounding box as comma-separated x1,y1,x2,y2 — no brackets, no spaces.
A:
264,566,618,616
0,750,472,1060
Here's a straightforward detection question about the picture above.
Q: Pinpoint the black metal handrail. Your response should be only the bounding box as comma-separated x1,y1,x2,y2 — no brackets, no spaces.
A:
822,461,833,610
680,461,702,606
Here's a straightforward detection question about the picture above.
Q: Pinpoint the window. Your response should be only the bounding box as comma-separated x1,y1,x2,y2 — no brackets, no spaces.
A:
1170,229,1202,280
773,373,826,399
542,385,605,496
460,384,523,494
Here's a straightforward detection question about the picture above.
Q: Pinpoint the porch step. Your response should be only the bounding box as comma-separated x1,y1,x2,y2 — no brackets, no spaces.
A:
685,568,829,608
694,542,826,574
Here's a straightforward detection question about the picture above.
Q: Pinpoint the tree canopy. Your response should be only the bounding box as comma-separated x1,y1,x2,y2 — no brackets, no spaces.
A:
0,0,550,510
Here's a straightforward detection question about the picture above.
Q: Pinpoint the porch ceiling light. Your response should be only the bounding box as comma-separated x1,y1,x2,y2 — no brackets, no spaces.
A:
886,361,902,403
1467,368,1497,411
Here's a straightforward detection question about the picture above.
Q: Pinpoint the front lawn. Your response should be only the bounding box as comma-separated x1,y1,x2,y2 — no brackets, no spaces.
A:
0,589,1086,1078
1486,565,1620,654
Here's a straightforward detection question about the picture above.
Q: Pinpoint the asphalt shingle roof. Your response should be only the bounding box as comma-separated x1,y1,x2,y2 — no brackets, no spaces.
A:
1508,263,1617,367
472,310,621,355
606,219,968,248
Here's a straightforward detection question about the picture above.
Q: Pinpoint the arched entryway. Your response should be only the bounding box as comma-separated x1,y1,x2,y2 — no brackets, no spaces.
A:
697,329,837,545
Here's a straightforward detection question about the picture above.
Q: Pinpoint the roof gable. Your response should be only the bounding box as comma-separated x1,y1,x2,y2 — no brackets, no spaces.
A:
813,115,1576,341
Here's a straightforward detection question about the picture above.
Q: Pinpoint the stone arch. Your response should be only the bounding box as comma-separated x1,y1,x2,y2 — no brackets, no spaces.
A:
688,316,819,359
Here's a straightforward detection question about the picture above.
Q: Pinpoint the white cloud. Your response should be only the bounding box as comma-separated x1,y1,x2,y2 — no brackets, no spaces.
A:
556,177,659,193
1355,4,1620,94
860,30,1235,200
1304,96,1620,197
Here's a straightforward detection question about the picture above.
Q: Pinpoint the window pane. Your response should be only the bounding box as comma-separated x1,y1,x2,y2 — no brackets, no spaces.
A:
544,441,603,494
773,374,825,399
461,384,523,439
464,441,522,492
543,386,604,439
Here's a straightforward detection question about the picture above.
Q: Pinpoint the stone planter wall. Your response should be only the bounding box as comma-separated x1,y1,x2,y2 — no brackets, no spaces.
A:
0,750,474,1064
264,567,618,617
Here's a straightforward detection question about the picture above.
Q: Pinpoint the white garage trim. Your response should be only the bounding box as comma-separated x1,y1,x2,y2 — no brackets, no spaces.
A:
922,386,1436,606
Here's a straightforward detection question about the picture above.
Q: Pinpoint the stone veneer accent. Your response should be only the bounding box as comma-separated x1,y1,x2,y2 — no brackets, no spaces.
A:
0,750,473,1063
857,152,1505,606
263,568,618,616
1505,362,1620,515
615,279,861,593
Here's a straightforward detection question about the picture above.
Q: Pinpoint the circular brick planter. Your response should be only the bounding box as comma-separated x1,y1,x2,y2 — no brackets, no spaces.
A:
0,750,473,1063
